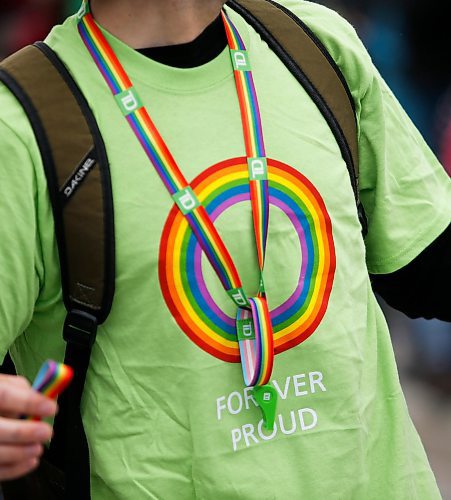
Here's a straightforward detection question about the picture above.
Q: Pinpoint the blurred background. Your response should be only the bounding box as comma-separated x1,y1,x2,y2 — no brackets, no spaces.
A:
316,2,451,498
0,0,450,497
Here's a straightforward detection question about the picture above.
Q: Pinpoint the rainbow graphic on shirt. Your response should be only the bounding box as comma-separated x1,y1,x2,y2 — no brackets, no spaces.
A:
159,158,336,362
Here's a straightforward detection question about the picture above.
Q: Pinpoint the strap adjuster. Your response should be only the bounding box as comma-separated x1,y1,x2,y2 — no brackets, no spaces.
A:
63,310,98,348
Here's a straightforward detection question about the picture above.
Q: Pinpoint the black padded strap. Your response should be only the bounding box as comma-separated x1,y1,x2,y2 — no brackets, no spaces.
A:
46,310,98,499
0,43,115,321
0,43,115,499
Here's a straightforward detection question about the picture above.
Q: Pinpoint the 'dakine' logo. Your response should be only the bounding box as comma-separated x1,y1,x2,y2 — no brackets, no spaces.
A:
62,155,96,199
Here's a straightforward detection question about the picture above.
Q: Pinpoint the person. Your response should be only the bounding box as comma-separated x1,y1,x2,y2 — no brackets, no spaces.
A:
0,0,450,498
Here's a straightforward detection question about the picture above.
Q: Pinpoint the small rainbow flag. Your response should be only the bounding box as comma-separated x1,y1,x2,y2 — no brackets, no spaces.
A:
27,360,73,421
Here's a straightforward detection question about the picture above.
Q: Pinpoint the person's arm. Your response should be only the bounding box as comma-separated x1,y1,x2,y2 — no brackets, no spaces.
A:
292,1,451,319
0,117,43,354
0,374,56,480
344,22,451,312
0,112,50,479
370,224,450,322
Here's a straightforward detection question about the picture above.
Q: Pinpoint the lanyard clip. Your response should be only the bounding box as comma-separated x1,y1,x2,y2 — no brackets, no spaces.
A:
252,385,278,431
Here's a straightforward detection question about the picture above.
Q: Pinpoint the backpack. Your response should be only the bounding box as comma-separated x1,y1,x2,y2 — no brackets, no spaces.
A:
0,0,367,498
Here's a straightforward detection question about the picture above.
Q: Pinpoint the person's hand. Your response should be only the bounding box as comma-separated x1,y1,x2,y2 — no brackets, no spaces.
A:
0,374,56,480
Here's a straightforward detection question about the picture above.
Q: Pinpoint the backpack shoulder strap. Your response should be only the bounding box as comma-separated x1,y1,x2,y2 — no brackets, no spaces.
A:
0,42,115,499
228,0,368,234
0,42,115,320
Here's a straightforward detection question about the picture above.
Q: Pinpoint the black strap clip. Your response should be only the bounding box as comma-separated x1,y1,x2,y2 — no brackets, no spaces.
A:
63,310,98,349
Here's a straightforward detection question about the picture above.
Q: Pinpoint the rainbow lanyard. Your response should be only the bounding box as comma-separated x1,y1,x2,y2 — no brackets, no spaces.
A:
77,3,277,427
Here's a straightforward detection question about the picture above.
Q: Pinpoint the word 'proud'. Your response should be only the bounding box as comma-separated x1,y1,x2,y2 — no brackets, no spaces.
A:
231,408,317,451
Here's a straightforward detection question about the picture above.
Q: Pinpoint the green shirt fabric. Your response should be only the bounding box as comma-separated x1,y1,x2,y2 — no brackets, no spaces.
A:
1,1,450,498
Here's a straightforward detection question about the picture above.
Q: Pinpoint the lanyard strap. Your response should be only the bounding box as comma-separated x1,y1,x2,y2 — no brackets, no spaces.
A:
222,13,269,287
237,297,273,386
77,4,274,388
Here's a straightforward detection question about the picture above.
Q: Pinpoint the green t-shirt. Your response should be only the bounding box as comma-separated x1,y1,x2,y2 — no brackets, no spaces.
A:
1,1,450,498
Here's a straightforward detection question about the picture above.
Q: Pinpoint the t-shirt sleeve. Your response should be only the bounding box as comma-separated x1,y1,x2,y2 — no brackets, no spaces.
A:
0,118,43,362
291,0,451,274
357,64,451,274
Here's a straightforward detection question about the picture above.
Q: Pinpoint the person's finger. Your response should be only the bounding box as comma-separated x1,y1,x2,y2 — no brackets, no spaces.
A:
0,418,52,444
0,376,35,418
0,379,57,418
0,443,43,465
0,457,39,481
0,375,30,389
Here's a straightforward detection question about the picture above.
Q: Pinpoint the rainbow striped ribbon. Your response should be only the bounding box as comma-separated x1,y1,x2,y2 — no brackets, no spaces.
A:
78,7,242,297
236,297,274,386
222,12,269,288
27,360,73,421
77,3,274,390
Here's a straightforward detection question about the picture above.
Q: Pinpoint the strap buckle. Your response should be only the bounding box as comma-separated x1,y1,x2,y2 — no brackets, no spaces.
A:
63,309,98,348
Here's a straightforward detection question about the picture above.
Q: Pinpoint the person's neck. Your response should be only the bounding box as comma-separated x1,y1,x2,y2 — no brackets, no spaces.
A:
90,0,226,49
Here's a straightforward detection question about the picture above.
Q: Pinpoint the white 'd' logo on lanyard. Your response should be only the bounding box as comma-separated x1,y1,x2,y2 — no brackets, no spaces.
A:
173,187,201,215
248,158,268,180
115,88,143,116
231,50,251,72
